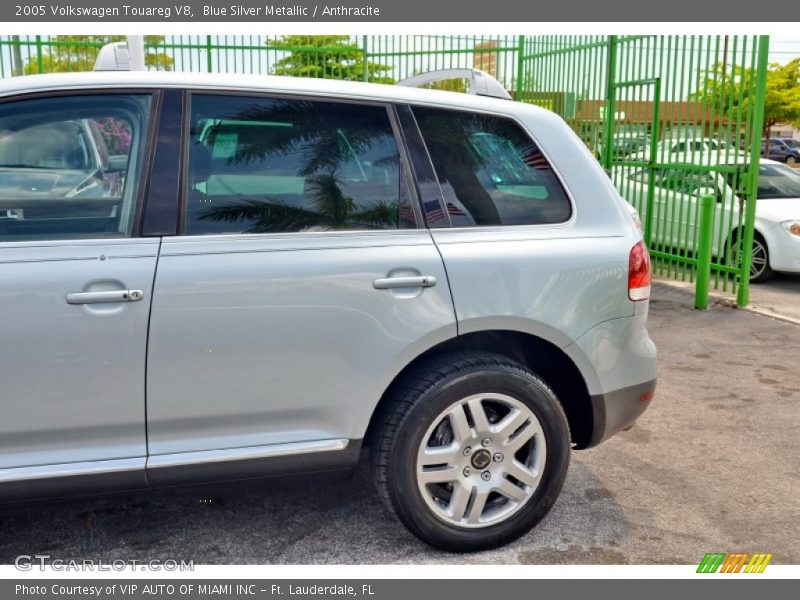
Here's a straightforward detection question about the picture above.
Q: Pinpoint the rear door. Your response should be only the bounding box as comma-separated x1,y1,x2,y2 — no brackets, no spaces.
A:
0,91,157,476
145,92,456,466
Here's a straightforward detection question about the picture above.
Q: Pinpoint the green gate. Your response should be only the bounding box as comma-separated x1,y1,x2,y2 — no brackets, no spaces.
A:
604,76,661,247
520,35,770,306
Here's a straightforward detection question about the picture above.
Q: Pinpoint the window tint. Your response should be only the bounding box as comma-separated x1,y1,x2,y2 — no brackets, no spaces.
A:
411,106,571,226
185,95,414,235
654,169,717,196
0,95,151,241
754,163,800,199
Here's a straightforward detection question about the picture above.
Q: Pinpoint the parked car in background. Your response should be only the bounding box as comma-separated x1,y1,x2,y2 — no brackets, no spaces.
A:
0,69,657,552
595,132,649,160
762,138,800,165
620,158,800,282
627,136,744,164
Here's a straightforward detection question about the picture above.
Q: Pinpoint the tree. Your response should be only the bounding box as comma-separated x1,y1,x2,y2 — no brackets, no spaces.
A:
23,35,172,74
694,58,800,145
269,36,394,83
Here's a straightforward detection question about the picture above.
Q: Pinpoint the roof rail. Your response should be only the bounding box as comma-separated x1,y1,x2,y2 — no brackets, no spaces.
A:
397,68,511,100
93,37,145,71
93,42,130,71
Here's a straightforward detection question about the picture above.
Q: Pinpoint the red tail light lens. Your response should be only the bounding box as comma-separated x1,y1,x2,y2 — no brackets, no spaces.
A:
628,241,651,301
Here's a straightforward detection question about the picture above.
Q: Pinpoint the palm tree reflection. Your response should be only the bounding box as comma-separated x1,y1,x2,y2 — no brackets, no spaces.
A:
191,98,547,232
193,99,399,232
199,173,396,232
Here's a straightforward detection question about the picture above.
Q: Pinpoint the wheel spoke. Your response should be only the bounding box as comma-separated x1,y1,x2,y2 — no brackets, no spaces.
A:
496,478,528,503
467,396,491,434
494,408,528,442
448,484,471,520
419,443,460,467
418,464,459,485
504,459,541,488
466,489,489,524
504,419,542,454
447,404,472,444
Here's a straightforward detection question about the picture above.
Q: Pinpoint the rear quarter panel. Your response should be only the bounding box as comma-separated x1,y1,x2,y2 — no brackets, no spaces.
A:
432,104,640,352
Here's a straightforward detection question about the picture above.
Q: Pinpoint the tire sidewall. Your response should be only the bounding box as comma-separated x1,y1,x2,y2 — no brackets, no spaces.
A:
750,236,772,283
387,365,571,552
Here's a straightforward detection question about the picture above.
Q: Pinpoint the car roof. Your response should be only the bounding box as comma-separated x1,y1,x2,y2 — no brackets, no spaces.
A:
0,71,555,121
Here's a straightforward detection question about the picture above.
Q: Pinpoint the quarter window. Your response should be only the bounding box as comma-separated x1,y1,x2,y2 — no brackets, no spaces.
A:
0,94,152,241
412,106,572,226
185,95,414,235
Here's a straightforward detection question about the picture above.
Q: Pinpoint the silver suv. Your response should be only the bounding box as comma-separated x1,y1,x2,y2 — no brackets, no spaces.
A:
0,69,657,552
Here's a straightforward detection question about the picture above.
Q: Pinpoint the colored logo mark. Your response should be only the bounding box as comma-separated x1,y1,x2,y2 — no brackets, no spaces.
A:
697,552,773,573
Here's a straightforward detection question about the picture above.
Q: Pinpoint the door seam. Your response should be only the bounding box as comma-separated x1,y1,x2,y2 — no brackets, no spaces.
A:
142,236,163,488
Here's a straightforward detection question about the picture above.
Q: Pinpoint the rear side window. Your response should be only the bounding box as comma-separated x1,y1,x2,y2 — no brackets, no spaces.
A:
185,95,415,235
412,106,571,226
0,94,151,242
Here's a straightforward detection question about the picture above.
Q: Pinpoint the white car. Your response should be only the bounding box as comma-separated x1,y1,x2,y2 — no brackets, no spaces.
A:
627,137,745,165
620,159,800,281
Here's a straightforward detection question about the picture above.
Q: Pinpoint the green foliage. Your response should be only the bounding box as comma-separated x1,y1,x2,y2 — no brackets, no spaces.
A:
24,35,173,74
762,60,800,134
694,59,800,138
269,36,394,84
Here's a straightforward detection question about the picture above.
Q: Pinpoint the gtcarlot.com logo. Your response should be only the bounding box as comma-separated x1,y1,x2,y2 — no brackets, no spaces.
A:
14,554,193,572
697,552,773,574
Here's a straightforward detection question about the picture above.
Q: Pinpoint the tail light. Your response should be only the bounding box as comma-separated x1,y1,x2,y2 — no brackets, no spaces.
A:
628,241,651,301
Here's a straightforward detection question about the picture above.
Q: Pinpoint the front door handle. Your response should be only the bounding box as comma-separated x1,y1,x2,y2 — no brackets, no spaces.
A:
66,290,144,305
373,275,437,290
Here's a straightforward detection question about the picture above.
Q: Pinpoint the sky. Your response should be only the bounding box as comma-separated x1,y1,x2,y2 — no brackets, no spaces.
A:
768,39,800,64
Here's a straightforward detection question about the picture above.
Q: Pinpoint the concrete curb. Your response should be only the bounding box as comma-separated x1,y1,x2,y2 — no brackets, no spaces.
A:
652,277,800,327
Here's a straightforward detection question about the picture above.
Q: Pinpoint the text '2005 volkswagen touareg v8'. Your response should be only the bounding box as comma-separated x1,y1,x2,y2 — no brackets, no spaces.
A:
0,65,656,552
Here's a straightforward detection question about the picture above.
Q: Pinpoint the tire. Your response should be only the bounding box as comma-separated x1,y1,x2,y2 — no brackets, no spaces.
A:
728,231,773,283
370,352,571,552
749,235,774,282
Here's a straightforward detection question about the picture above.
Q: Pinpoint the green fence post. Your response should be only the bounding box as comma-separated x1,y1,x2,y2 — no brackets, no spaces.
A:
35,35,44,74
600,36,618,170
736,35,770,307
206,35,213,73
515,35,525,100
695,194,716,310
643,77,661,248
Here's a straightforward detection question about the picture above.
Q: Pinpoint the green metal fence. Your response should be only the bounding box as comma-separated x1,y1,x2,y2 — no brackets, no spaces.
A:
518,35,770,306
0,35,524,85
0,34,770,306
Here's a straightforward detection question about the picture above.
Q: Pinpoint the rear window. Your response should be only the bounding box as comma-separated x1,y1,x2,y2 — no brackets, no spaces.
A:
412,106,572,227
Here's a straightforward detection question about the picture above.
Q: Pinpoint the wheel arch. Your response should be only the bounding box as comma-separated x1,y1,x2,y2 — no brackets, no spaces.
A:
364,329,597,450
724,223,769,259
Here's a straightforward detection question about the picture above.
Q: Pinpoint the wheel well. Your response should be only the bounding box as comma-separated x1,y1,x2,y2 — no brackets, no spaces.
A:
731,226,766,244
725,226,767,259
365,330,595,449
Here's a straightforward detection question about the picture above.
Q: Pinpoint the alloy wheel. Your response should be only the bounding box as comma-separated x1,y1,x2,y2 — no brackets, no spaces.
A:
415,393,546,529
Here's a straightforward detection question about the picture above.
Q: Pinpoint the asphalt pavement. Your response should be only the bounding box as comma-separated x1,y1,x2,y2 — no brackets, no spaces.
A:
747,272,800,323
0,282,798,565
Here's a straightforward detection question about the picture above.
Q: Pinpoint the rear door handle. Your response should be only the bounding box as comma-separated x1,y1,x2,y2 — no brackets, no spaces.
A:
66,290,144,305
373,276,437,290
